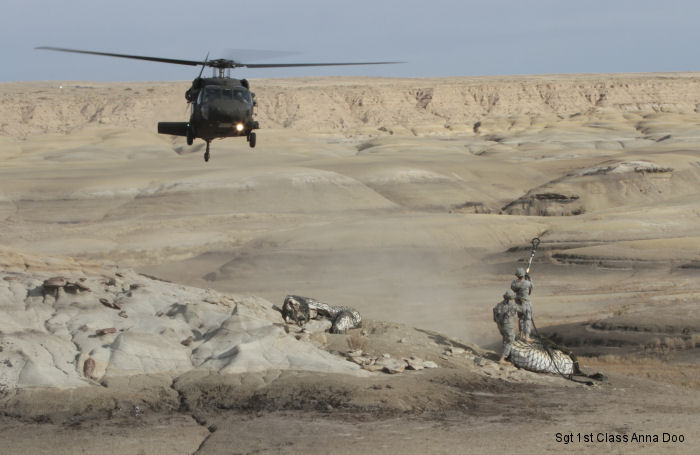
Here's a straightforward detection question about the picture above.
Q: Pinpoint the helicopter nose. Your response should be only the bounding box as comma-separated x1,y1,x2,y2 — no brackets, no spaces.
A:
211,100,248,122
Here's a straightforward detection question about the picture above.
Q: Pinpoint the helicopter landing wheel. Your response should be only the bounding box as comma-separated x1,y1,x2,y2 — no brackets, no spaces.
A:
204,141,210,162
249,132,256,148
186,125,194,146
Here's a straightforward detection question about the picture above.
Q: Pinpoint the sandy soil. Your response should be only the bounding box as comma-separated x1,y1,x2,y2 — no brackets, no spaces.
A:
1,75,699,453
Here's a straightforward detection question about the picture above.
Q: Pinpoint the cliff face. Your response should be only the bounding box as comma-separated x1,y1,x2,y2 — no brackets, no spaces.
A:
253,75,700,134
2,73,700,138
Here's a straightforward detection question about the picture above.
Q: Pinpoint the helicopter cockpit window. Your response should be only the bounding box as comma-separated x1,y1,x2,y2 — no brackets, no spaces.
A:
203,86,221,102
233,88,252,103
199,85,251,103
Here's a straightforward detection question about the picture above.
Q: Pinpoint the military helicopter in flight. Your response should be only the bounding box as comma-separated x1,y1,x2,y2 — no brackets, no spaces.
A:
36,46,400,162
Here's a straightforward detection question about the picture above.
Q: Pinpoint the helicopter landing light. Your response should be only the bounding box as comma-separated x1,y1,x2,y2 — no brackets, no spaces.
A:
235,123,245,132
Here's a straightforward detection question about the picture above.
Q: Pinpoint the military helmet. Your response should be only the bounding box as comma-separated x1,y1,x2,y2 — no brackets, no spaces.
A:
503,289,516,299
515,267,525,278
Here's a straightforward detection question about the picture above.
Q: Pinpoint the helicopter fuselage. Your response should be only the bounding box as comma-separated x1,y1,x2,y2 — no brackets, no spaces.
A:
186,77,258,140
157,76,259,160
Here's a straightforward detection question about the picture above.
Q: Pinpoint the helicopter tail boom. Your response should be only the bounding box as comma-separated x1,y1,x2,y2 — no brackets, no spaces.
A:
157,122,189,136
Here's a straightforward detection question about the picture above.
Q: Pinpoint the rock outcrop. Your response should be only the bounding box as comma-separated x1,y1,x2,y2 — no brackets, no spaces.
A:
0,249,365,393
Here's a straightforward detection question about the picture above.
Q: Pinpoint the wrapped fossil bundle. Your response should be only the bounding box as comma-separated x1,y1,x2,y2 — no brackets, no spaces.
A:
509,339,575,375
282,295,362,334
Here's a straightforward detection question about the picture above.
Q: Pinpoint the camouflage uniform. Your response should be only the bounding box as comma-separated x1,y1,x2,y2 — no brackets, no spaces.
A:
493,289,522,359
511,268,534,339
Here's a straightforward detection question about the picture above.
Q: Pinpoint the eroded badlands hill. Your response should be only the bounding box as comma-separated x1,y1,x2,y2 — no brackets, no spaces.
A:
3,73,700,138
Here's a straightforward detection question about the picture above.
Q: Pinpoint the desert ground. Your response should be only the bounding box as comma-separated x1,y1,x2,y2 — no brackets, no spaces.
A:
0,75,699,453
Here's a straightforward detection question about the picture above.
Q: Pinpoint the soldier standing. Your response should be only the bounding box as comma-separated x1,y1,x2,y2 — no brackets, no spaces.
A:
511,267,534,342
493,289,522,365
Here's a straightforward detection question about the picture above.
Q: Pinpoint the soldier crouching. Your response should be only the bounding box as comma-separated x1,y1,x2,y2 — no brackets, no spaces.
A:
493,289,523,365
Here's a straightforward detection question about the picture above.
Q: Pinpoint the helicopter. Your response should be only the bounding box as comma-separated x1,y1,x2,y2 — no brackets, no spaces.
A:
36,46,400,162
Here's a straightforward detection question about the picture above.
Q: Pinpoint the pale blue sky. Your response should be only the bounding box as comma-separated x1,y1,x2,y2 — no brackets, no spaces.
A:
3,0,699,81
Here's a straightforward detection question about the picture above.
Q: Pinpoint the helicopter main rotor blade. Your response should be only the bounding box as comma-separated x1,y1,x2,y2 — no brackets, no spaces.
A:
221,49,300,62
36,47,404,71
242,61,402,68
198,53,210,78
35,46,203,67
